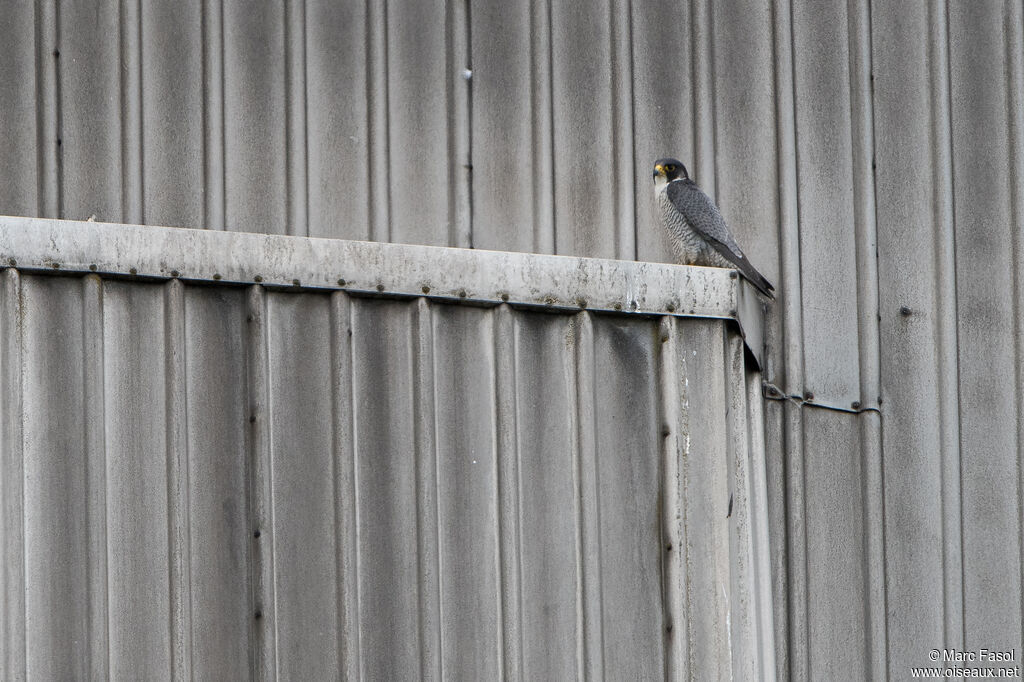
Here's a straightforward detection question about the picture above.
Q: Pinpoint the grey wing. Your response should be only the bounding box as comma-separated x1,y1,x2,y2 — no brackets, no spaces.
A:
665,180,775,298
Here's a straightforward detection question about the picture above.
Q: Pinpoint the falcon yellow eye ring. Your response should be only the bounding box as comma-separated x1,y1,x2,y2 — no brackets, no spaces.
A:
665,164,676,172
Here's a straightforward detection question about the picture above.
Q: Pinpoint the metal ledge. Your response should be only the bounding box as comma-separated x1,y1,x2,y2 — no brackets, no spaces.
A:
0,215,766,368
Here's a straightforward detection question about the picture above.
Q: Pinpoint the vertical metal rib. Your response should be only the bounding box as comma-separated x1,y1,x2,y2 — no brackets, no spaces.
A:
366,0,391,243
847,0,880,410
447,0,472,248
744,369,777,680
284,0,308,237
201,0,226,230
690,0,716,195
36,1,61,218
657,316,690,681
245,284,277,678
529,0,556,254
846,0,887,678
329,291,360,680
610,0,636,261
1004,0,1024,662
81,274,109,681
119,0,144,224
412,298,441,678
493,304,522,679
927,0,963,653
569,311,604,679
724,334,756,681
0,269,26,681
771,0,807,678
163,279,192,679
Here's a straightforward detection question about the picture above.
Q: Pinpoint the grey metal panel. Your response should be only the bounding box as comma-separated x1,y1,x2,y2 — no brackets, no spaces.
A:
870,2,956,676
140,1,205,229
470,0,543,254
244,284,277,678
674,318,732,678
723,334,760,682
23,0,1024,677
264,292,342,677
1,260,769,680
305,0,370,241
20,276,91,680
101,281,173,677
790,0,861,407
511,313,578,679
431,305,501,678
223,1,287,235
386,0,462,247
948,0,1022,652
551,1,617,259
1010,0,1024,666
0,2,38,217
744,367,777,680
59,0,122,223
182,286,253,679
350,298,426,678
587,315,664,677
0,270,25,680
801,408,867,680
329,290,361,682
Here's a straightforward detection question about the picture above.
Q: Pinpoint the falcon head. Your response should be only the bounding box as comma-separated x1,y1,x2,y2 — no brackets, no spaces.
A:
653,158,689,187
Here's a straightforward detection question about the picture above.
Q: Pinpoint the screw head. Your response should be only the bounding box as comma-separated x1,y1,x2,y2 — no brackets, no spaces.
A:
899,305,912,316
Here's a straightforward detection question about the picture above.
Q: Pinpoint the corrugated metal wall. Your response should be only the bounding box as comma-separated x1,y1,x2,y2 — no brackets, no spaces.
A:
1,0,1023,679
0,262,770,679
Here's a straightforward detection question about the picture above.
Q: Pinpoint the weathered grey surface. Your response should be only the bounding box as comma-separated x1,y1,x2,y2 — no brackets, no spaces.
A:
0,216,765,368
0,227,771,679
3,2,1024,679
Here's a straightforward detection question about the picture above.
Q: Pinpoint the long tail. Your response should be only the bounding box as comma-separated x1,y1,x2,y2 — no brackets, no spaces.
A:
737,261,775,300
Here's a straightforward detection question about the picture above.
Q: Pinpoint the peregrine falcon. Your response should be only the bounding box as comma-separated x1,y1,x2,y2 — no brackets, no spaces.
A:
653,158,775,299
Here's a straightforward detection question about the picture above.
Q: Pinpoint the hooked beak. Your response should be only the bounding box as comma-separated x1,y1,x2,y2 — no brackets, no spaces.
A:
653,163,666,179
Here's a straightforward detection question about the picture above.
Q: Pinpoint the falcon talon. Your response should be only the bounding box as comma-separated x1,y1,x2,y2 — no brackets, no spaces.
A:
653,158,775,300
